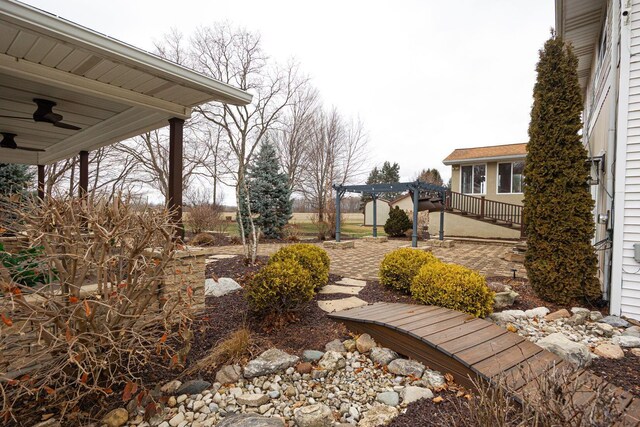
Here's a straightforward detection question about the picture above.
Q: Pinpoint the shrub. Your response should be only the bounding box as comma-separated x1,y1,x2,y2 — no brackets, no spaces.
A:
269,244,330,290
190,232,216,246
410,262,494,317
384,206,412,237
0,243,55,288
379,247,439,293
246,258,314,314
185,203,223,234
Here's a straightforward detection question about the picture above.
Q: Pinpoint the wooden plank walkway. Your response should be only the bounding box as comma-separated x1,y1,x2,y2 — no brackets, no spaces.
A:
328,302,640,426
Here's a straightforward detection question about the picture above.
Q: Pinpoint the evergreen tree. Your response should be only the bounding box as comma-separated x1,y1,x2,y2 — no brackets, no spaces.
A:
524,33,600,304
359,161,401,211
240,142,292,239
415,168,444,187
0,164,33,196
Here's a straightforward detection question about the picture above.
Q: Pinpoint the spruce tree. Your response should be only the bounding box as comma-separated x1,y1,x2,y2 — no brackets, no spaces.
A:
0,164,33,196
242,142,292,239
359,161,401,211
524,34,600,304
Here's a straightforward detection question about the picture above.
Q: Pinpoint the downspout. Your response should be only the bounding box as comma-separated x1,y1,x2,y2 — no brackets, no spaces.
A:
603,0,620,301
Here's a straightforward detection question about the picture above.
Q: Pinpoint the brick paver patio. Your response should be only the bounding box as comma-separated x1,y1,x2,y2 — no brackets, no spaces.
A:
209,240,526,281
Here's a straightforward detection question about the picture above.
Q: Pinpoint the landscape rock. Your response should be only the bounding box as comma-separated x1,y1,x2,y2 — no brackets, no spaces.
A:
623,326,640,338
632,348,640,357
567,311,589,326
590,311,604,322
237,394,269,407
217,413,285,427
571,307,590,315
343,339,357,352
296,362,313,374
594,343,625,359
101,408,129,427
318,351,346,371
293,404,333,427
357,405,399,427
302,350,325,362
387,359,425,377
325,339,346,353
536,333,592,367
612,335,640,348
204,277,242,297
376,391,400,406
244,349,299,378
369,347,399,366
175,380,211,396
216,365,242,384
544,309,571,321
161,380,182,394
493,290,519,309
401,386,434,404
420,369,446,389
356,333,377,353
169,412,185,427
525,307,549,319
600,315,631,328
594,322,616,337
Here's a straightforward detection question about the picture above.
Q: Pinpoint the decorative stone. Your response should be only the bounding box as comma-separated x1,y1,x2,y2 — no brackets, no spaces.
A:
237,394,269,407
217,413,285,427
623,326,640,338
293,404,333,427
356,333,376,353
169,412,185,427
401,386,434,404
567,311,589,326
317,297,368,313
343,339,357,352
302,350,324,362
318,351,346,371
421,369,446,389
161,380,182,394
376,391,400,406
594,322,615,337
101,408,129,427
594,343,625,359
370,347,399,366
493,290,519,309
322,240,355,249
357,405,399,427
296,362,313,374
244,349,299,378
544,309,571,321
525,307,550,319
599,315,631,328
176,380,212,396
612,335,640,348
536,333,592,367
216,365,242,384
571,307,590,315
388,359,425,377
631,348,640,357
325,339,346,353
204,277,242,297
590,311,604,322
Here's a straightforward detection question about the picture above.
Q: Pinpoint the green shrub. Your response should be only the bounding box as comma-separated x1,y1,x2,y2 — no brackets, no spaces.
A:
0,243,54,288
384,206,412,237
379,247,439,293
246,258,315,314
269,244,330,289
410,262,494,318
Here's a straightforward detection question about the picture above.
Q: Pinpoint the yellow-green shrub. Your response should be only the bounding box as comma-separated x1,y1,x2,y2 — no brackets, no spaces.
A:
379,248,439,293
410,262,495,317
246,259,314,314
269,244,330,289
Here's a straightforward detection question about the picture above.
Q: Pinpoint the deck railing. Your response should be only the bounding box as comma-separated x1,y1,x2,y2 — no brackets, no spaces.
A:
445,191,524,229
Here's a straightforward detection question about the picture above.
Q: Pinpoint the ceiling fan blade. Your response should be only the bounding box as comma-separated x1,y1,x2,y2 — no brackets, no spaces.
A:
40,112,63,123
0,115,32,120
53,121,81,130
16,146,46,152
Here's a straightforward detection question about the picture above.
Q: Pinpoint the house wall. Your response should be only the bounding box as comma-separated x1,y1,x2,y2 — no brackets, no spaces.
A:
363,200,391,226
450,161,524,205
428,212,521,240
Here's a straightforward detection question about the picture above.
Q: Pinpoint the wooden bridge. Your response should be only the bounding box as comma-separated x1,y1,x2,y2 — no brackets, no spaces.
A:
328,302,640,425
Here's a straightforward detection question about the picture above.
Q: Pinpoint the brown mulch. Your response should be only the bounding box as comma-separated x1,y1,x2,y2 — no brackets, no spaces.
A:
386,390,471,427
589,349,640,396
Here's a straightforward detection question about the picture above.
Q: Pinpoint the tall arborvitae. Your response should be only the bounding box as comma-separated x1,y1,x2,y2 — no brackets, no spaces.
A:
524,33,600,304
242,141,292,239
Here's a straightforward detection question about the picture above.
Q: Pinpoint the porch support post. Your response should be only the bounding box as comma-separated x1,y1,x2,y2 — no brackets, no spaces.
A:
372,193,378,238
79,150,88,199
335,188,342,242
439,190,446,241
168,117,185,240
412,186,419,247
37,164,45,201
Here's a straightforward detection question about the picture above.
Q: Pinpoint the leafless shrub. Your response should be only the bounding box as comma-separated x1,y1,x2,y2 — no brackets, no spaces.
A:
183,327,255,377
190,233,216,247
185,204,223,234
282,224,301,242
0,195,194,423
310,213,330,240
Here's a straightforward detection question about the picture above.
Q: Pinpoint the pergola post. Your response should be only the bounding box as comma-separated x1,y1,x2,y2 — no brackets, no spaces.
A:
79,150,88,199
412,187,419,247
168,118,185,241
439,190,446,241
37,164,45,201
335,189,342,242
372,193,378,238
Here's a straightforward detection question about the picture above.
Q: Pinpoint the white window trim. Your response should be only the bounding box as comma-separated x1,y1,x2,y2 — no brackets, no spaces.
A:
496,161,524,195
460,163,487,195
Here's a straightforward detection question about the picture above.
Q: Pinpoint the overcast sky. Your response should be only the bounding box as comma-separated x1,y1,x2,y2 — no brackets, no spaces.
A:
25,0,555,191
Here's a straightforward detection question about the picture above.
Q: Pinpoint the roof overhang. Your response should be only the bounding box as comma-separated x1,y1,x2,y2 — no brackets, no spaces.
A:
555,0,606,95
0,0,252,165
443,154,527,166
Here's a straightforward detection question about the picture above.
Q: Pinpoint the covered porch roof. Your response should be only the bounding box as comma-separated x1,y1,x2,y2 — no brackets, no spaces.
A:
0,0,252,165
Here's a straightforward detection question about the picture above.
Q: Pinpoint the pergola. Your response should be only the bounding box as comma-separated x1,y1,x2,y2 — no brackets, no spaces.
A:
333,181,447,247
0,0,252,236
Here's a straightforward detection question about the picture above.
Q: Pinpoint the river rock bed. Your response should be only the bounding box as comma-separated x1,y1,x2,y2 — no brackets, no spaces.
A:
118,335,446,427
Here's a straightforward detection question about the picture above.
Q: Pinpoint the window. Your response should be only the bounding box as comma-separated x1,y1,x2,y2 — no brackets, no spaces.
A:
498,161,524,193
461,164,485,194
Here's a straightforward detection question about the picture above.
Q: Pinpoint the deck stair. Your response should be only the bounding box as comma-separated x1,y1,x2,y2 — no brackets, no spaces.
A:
328,302,640,425
445,191,524,236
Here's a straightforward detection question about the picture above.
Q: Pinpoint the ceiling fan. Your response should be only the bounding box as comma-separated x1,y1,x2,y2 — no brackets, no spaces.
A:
0,98,81,130
0,133,45,152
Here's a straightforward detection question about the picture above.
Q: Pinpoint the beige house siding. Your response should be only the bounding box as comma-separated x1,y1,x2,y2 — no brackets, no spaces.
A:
450,161,524,205
363,200,391,226
429,212,521,240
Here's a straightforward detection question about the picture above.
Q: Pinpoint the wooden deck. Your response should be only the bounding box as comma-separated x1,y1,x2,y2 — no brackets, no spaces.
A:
328,302,640,426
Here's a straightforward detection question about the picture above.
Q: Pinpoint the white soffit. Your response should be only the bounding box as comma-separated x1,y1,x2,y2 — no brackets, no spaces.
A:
0,0,252,165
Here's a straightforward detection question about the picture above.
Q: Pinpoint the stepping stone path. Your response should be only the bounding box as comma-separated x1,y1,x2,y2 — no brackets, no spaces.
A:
317,277,368,313
206,254,237,264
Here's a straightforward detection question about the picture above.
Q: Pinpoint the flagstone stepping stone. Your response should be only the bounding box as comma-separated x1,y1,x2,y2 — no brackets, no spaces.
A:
211,254,238,259
317,297,368,313
205,277,242,297
335,278,367,288
318,285,361,295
